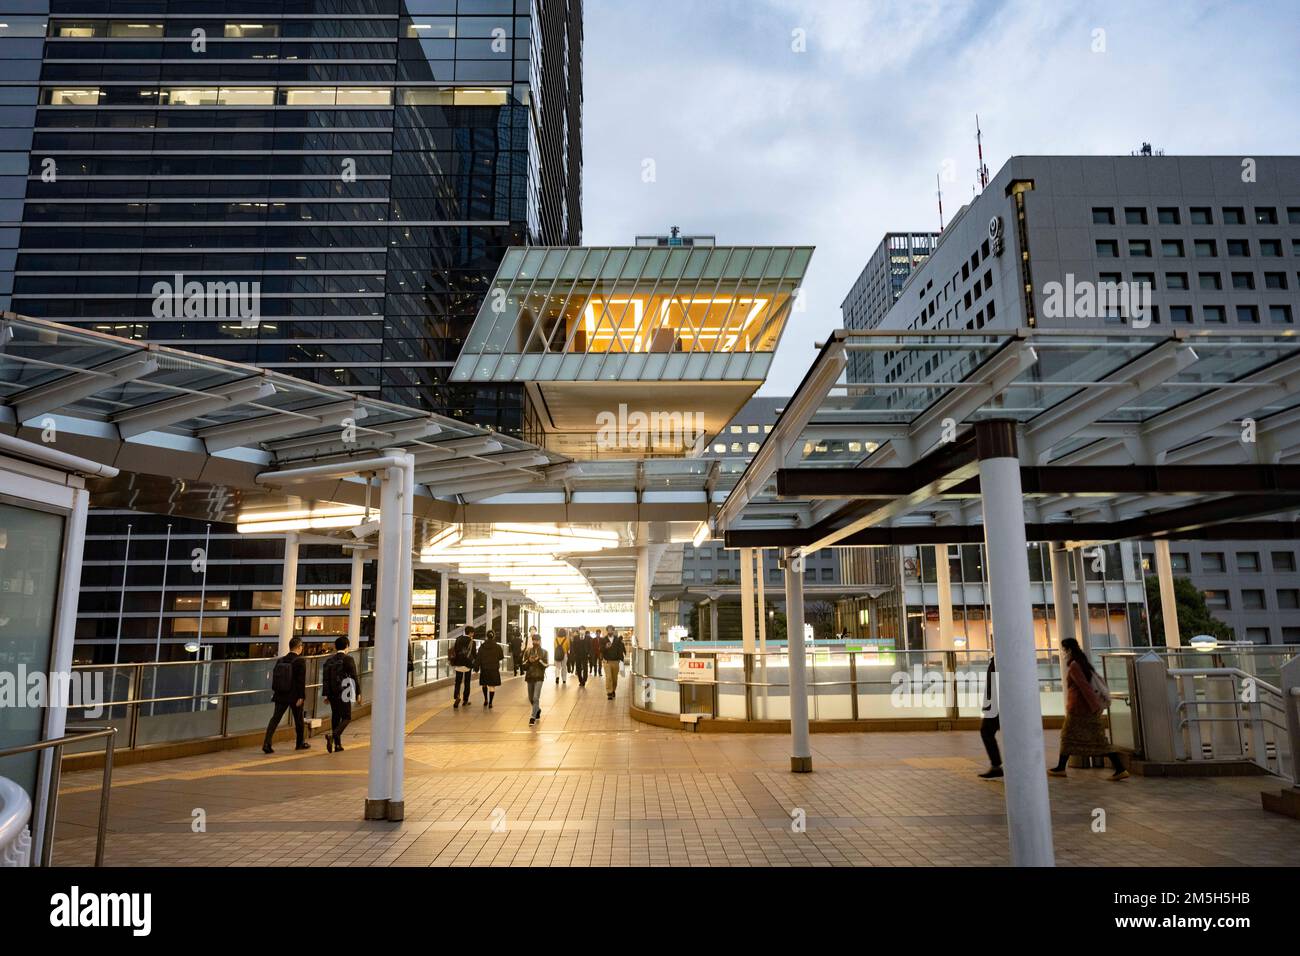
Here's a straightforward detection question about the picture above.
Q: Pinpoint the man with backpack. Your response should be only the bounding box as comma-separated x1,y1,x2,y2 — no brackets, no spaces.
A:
322,636,361,753
263,636,309,754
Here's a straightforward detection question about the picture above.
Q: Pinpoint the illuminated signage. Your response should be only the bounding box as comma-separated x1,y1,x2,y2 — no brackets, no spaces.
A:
306,591,349,609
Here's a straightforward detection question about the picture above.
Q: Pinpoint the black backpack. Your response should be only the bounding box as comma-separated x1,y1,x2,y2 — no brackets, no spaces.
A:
323,655,347,699
271,656,295,697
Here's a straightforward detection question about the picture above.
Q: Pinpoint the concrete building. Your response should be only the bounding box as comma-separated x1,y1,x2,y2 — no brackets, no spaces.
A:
846,154,1300,646
841,231,938,381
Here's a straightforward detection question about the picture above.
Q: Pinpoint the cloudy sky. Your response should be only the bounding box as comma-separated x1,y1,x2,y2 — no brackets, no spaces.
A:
581,0,1300,395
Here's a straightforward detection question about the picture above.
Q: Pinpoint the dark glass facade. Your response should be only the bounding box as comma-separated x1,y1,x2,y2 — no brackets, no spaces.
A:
0,1,580,661
0,0,581,429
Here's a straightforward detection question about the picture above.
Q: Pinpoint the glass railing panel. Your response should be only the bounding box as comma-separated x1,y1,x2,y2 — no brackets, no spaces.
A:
810,651,853,720
136,662,225,744
225,658,276,735
63,665,136,752
714,652,747,718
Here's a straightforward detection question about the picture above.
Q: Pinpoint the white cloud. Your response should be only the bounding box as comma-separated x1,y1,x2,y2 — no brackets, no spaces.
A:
582,0,1300,395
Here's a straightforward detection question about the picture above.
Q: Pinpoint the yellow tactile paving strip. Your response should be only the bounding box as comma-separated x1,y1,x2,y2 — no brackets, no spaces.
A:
51,674,1300,867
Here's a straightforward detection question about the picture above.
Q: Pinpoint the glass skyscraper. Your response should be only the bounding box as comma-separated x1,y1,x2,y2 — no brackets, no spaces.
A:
0,1,582,662
1,0,581,431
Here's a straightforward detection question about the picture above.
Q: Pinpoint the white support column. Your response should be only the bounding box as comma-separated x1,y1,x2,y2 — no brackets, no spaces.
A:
755,549,768,719
438,570,449,643
385,450,414,821
633,544,648,648
465,582,475,630
1050,544,1075,645
783,548,812,773
739,547,757,654
277,531,299,656
709,598,719,642
1154,539,1180,648
347,547,365,644
365,468,401,821
976,420,1055,867
935,544,954,647
1072,547,1093,652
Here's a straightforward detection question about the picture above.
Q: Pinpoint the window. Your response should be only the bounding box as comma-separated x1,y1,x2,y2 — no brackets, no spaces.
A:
1194,239,1217,257
1269,304,1293,324
1227,238,1250,257
1190,207,1212,225
1290,208,1300,225
1161,239,1184,257
1260,239,1282,257
1265,272,1288,290
108,21,163,37
43,88,102,105
1128,239,1151,257
1124,207,1147,225
1092,208,1115,225
335,88,393,105
217,88,275,106
1241,589,1266,610
1095,240,1119,258
1232,272,1255,290
1285,628,1300,643
1203,305,1226,324
1271,551,1297,572
281,88,337,105
698,569,713,583
1236,305,1260,324
1165,273,1188,290
820,567,834,581
1204,589,1230,609
225,22,280,37
1255,207,1278,225
1170,552,1190,572
1245,627,1271,643
1157,207,1180,225
1277,589,1299,610
161,87,220,106
1222,207,1245,225
50,19,104,37
1237,552,1261,572
1198,272,1222,290
682,570,695,583
1202,552,1226,573
1169,305,1192,324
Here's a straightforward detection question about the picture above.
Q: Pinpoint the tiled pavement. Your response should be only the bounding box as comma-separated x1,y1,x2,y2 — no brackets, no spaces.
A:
52,670,1300,867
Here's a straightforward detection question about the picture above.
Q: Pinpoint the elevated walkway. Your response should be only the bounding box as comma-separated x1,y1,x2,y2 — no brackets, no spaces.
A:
48,673,1300,868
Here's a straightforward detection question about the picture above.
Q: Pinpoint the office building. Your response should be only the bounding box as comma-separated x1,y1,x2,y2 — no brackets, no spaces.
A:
841,231,937,381
842,155,1300,646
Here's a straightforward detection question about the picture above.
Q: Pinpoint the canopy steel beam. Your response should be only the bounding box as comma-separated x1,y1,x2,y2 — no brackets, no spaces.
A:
13,352,160,423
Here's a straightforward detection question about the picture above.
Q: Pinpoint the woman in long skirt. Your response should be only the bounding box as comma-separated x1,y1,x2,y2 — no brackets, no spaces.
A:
1049,637,1128,780
476,630,504,708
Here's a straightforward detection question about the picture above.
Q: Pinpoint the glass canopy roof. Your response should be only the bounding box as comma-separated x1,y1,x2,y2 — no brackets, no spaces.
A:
715,327,1300,544
450,245,813,384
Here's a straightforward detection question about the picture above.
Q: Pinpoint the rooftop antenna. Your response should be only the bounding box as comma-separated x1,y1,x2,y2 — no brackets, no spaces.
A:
976,115,989,191
936,173,944,232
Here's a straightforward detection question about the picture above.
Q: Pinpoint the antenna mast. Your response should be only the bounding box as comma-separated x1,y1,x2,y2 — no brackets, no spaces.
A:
976,115,989,190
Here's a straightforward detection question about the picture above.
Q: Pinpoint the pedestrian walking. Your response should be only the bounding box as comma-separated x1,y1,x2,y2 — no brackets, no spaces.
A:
591,629,604,677
571,627,590,687
977,656,1002,779
554,628,569,684
523,632,548,724
263,636,309,753
322,636,360,753
1048,637,1128,781
475,630,504,708
603,626,626,700
509,629,525,676
452,625,477,708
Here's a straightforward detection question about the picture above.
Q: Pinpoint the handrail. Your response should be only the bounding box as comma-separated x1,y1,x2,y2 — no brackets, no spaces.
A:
0,775,33,867
1167,666,1282,696
0,725,116,866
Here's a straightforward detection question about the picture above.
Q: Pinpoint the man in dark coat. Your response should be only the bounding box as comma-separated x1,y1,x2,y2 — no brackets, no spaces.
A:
570,627,591,688
323,636,361,753
509,630,525,676
263,636,309,753
451,625,477,707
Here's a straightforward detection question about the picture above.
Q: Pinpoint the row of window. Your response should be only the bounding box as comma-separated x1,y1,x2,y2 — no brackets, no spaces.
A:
1095,237,1294,258
1092,206,1300,226
42,85,509,106
1098,269,1292,291
1202,588,1300,612
681,567,838,583
47,17,527,40
1169,550,1297,574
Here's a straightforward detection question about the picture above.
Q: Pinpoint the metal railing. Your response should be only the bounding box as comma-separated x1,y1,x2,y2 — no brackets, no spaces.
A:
632,646,1061,722
64,639,508,754
1169,667,1292,777
0,775,32,867
0,725,116,866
